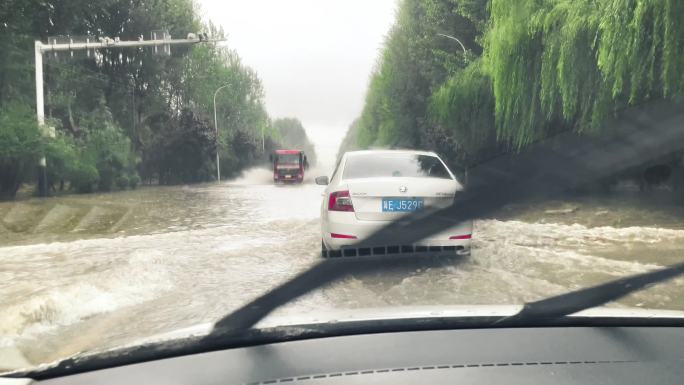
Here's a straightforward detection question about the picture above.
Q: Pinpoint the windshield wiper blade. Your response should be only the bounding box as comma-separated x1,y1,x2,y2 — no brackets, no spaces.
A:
495,261,684,327
13,264,684,382
13,263,684,381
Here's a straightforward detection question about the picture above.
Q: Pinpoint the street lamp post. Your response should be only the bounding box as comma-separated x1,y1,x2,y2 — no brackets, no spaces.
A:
436,33,469,185
213,84,231,183
437,33,467,55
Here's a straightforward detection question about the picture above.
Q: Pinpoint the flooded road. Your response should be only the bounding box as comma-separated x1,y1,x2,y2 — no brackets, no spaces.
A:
2,169,684,369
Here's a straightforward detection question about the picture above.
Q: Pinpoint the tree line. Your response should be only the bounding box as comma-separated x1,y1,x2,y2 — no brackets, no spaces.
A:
341,0,684,176
0,0,315,199
272,118,317,166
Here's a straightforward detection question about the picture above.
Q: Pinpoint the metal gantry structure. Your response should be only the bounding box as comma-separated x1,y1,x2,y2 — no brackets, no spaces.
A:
34,33,223,195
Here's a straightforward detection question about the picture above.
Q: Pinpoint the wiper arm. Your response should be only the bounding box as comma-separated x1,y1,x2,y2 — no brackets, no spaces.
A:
496,261,684,326
209,100,684,336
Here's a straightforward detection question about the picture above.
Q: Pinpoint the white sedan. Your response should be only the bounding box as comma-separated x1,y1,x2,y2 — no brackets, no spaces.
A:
316,150,472,258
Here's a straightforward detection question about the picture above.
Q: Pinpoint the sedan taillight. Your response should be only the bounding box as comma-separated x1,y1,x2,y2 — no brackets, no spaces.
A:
328,190,354,212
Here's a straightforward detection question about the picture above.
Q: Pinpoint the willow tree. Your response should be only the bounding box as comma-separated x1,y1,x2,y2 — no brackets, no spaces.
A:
485,0,684,148
429,59,496,164
354,0,481,150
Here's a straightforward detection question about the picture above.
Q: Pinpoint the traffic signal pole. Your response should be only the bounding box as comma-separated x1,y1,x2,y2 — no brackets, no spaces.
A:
33,34,222,196
34,41,48,196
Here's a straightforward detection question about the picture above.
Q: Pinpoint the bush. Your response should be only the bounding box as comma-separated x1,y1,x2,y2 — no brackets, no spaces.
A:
69,163,99,193
80,122,137,192
115,175,129,190
0,104,43,198
42,120,139,195
128,174,141,189
98,166,115,191
45,135,78,191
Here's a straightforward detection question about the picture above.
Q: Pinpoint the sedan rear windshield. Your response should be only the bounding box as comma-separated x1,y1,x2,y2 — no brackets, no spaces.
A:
343,154,452,180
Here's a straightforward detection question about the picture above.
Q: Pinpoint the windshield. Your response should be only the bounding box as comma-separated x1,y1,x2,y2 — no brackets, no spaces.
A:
343,153,452,180
276,154,301,164
3,0,684,376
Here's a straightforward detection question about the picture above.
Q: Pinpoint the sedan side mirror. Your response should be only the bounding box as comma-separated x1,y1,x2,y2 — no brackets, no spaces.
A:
315,176,329,185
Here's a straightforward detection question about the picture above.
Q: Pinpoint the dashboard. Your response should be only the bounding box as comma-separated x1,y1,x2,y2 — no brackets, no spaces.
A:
16,326,684,385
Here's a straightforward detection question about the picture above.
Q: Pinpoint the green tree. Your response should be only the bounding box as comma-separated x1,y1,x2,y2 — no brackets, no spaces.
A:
345,0,684,172
150,108,216,184
485,0,684,148
272,118,317,166
0,0,281,198
0,104,42,198
354,0,482,151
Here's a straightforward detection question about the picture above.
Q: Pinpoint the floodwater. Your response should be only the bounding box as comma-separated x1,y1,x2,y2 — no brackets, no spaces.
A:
2,168,684,371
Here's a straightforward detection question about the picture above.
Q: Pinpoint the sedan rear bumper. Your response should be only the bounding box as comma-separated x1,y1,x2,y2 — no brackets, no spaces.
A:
322,243,470,258
322,211,472,257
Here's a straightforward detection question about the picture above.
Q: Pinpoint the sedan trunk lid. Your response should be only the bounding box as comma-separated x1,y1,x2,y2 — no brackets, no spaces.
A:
346,177,460,221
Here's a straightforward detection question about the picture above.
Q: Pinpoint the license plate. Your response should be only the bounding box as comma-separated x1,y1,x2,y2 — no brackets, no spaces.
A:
382,198,424,212
285,175,292,178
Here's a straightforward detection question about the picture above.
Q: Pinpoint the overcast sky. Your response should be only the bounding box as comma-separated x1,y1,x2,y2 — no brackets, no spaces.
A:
197,0,397,168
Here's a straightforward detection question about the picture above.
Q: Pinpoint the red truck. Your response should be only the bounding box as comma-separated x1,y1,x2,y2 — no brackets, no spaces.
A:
270,150,309,184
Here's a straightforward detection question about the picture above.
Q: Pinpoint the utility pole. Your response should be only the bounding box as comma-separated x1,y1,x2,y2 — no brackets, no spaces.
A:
34,33,223,196
34,41,49,196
